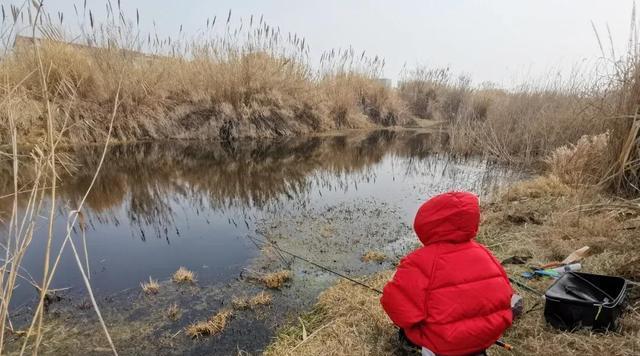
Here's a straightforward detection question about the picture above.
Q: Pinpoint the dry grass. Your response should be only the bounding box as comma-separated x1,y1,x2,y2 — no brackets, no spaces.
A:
500,175,573,202
185,309,233,339
166,303,181,321
361,251,387,263
484,177,640,280
399,67,605,164
546,132,610,186
172,266,196,284
479,178,640,355
0,4,404,146
140,277,160,295
250,291,273,307
258,270,292,289
397,27,640,196
231,297,251,310
264,272,401,356
232,291,273,310
266,177,640,355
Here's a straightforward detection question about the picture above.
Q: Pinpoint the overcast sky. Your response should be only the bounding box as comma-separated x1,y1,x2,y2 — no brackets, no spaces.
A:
5,0,635,86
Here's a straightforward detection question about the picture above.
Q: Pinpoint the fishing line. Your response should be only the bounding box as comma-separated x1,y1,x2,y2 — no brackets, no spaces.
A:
248,235,383,294
247,235,514,352
250,235,545,299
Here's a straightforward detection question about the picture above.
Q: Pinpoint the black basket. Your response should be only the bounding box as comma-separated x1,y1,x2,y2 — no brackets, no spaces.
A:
544,272,628,331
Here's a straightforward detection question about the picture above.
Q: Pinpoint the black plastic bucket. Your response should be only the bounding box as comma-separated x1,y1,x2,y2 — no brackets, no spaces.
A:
544,272,628,331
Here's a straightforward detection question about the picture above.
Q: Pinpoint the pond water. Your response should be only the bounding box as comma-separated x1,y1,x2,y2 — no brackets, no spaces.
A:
3,129,523,306
2,129,523,353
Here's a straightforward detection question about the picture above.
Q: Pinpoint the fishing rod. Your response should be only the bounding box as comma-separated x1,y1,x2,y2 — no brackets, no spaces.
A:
508,277,544,297
248,235,514,352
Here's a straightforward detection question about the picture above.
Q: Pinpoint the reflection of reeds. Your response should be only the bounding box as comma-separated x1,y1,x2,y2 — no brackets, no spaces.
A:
2,130,446,236
2,129,498,248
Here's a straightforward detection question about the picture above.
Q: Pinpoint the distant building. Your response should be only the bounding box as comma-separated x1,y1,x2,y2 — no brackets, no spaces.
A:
376,78,392,88
13,35,153,60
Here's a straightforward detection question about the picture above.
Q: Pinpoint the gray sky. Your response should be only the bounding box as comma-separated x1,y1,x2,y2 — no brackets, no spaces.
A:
5,0,635,86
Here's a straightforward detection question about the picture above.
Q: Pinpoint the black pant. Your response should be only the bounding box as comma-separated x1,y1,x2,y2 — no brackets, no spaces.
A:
397,329,488,356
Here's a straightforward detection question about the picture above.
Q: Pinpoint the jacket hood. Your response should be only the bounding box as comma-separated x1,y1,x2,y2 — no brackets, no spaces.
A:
413,191,480,245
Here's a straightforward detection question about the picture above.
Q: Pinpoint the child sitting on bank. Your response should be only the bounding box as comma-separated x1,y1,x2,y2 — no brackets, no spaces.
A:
381,191,513,356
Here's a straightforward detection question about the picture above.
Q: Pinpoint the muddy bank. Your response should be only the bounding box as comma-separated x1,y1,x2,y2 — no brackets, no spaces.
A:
3,84,412,146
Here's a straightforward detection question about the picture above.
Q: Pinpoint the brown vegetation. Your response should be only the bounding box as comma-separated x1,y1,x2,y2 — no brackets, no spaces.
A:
172,267,196,284
140,277,160,295
260,270,293,289
361,251,387,263
185,309,233,338
0,4,407,147
398,45,640,196
166,303,181,321
264,272,400,355
232,291,273,310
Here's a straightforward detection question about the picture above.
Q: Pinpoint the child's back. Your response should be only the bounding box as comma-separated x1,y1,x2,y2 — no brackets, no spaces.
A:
381,192,512,356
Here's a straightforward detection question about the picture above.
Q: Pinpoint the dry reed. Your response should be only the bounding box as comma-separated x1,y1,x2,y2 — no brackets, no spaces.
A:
546,132,610,186
0,2,403,146
1,2,121,355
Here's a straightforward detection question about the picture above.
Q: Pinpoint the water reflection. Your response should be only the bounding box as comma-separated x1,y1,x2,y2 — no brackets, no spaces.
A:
53,130,447,235
1,129,519,304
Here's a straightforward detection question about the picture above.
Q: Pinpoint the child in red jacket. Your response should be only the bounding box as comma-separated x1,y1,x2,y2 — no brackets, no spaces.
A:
381,192,513,356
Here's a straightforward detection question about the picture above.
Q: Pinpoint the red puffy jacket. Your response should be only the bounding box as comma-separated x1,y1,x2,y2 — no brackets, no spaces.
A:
381,192,512,355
